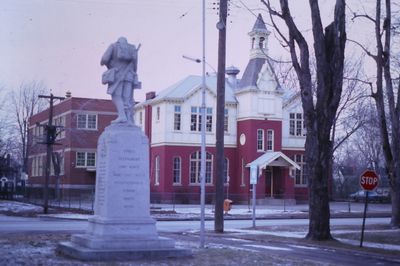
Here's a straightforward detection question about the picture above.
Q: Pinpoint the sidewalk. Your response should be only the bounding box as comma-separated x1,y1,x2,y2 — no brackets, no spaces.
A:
40,201,392,221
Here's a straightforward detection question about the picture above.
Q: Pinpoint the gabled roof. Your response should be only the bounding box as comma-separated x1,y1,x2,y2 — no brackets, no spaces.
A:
282,89,301,109
143,75,237,105
237,58,266,89
246,151,300,172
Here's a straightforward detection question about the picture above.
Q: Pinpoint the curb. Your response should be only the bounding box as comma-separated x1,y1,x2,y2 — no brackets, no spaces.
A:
38,211,391,221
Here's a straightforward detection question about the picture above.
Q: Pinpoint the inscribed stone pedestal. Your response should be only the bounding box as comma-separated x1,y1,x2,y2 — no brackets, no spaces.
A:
57,124,191,261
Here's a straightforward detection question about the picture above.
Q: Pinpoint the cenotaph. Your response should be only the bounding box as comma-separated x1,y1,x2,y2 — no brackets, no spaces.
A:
58,37,191,261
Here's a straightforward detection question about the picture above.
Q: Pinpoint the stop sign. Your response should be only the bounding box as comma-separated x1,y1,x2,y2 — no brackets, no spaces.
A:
360,170,379,191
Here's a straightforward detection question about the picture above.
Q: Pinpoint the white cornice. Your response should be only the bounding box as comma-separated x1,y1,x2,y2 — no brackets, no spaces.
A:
151,142,237,148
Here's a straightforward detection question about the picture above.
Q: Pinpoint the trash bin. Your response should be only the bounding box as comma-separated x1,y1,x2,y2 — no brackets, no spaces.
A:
223,199,233,214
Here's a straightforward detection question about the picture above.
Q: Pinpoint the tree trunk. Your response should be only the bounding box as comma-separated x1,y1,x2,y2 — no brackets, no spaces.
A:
262,0,345,240
306,133,332,240
371,0,400,227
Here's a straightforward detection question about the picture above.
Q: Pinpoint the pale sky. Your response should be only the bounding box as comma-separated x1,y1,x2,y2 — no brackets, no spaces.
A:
0,0,372,102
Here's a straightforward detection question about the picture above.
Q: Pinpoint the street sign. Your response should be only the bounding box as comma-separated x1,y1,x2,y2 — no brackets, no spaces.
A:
250,165,258,185
359,170,380,191
358,170,379,247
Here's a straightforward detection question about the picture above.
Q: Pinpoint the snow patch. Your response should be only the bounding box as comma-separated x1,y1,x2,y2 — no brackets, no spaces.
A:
337,238,400,251
244,244,293,251
223,238,253,243
227,228,305,239
0,201,42,213
289,244,319,250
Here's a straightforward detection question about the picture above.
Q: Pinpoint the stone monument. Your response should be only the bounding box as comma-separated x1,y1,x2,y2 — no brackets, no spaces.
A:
58,37,191,261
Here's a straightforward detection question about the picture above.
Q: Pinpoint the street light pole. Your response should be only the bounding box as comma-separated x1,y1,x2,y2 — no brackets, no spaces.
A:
199,0,207,248
181,1,207,246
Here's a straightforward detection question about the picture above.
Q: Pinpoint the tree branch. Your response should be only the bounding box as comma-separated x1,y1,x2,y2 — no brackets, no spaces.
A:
333,122,364,153
351,13,376,24
347,39,377,60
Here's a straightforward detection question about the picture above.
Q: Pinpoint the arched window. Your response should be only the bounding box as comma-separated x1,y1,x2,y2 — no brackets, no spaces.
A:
189,151,213,184
259,37,265,48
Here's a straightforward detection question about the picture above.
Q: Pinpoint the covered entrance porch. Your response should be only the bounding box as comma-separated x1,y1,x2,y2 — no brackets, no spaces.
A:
247,152,300,204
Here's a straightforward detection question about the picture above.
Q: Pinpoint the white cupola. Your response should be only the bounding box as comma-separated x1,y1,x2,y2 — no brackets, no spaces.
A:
249,14,270,60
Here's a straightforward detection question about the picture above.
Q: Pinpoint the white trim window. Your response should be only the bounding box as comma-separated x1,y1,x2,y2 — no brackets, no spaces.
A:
289,113,305,136
266,129,274,151
155,156,160,185
240,158,245,187
53,116,66,139
190,107,200,131
31,156,44,177
77,114,97,130
206,107,213,132
50,151,65,175
224,158,229,184
294,154,307,186
174,105,181,131
156,107,160,122
76,152,96,167
34,125,45,144
257,129,264,151
189,151,213,184
172,157,181,184
224,109,228,132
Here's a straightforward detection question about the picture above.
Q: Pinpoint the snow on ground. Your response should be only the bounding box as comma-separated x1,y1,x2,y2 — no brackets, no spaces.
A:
243,244,293,251
227,228,306,238
0,200,43,214
1,200,400,255
337,238,400,251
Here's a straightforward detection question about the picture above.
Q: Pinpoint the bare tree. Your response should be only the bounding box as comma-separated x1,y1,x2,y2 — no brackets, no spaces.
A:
332,59,370,152
10,81,48,175
350,0,400,227
262,0,346,240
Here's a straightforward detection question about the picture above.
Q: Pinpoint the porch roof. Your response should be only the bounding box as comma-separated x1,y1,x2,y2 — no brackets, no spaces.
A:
246,151,300,170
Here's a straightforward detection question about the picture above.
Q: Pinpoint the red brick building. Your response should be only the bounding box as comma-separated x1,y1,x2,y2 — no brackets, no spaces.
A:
28,14,307,202
134,14,306,203
28,96,117,196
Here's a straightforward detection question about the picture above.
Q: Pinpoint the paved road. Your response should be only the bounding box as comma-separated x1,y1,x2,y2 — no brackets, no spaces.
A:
0,214,391,233
1,215,398,265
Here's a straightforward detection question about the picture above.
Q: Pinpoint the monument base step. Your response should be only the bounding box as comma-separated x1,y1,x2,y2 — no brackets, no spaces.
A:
57,239,192,261
72,234,175,250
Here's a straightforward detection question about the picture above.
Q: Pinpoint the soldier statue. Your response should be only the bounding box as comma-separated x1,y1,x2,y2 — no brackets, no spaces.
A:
101,37,141,125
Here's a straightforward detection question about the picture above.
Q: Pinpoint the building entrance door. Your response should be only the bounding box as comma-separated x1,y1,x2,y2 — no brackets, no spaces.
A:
265,167,274,198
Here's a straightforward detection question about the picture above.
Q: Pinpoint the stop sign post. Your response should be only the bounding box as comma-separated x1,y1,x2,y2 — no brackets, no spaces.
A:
359,169,380,247
360,170,380,191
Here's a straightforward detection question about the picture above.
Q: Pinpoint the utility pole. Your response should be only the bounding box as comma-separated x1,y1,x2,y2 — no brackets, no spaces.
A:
214,0,228,233
38,93,64,214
